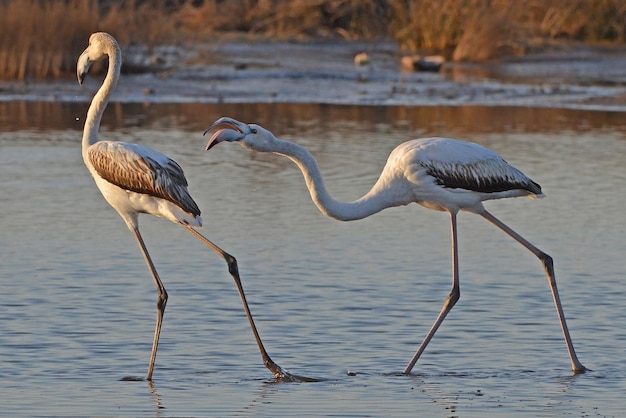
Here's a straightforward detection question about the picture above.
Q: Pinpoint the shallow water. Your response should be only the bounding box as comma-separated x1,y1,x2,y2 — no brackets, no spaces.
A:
1,102,625,416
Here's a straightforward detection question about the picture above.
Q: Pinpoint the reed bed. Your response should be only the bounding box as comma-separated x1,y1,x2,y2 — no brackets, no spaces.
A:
1,0,625,80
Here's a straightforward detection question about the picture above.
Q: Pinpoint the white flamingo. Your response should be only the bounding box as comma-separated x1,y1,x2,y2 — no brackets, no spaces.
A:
204,117,587,375
77,33,292,381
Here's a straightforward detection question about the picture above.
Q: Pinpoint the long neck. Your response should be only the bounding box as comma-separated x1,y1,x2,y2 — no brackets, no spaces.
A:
82,47,121,161
273,138,394,221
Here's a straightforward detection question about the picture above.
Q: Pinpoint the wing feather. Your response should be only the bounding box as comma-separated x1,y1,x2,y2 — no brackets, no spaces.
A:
422,158,542,194
88,141,201,216
408,138,543,195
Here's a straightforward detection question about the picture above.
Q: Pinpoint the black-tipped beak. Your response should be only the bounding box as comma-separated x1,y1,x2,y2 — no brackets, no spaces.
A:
203,117,250,150
204,128,246,150
76,49,92,86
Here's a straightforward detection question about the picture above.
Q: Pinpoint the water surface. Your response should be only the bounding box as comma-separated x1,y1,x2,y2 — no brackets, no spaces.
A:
1,102,625,416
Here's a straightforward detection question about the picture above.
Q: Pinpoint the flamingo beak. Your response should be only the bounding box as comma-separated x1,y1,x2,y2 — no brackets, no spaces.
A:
203,117,250,150
77,48,92,85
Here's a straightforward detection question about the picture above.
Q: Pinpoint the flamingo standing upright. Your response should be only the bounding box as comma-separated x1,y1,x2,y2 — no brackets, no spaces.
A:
203,117,587,375
77,33,291,381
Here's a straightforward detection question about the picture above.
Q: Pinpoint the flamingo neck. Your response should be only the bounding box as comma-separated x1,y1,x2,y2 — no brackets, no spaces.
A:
272,138,392,221
82,45,121,161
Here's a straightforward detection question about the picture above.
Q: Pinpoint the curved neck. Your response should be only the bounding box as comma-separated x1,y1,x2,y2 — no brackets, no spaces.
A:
82,46,121,160
273,138,395,221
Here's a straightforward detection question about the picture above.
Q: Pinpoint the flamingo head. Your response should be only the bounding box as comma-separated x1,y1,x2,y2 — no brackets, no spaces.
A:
204,117,278,153
77,32,118,85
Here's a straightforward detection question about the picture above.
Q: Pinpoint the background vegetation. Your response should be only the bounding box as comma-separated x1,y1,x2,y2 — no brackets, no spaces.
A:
1,0,625,80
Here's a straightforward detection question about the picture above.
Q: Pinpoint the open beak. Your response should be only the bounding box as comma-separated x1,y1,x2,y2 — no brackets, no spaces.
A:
203,117,250,150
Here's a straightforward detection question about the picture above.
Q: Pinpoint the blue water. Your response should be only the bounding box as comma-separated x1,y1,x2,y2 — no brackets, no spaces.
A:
0,103,624,416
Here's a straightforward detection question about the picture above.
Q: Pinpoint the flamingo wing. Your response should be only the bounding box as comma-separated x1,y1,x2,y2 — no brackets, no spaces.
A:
407,137,543,195
88,141,201,216
422,158,543,194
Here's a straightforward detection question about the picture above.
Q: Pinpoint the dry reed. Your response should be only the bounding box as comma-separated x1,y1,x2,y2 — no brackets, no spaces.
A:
1,0,625,81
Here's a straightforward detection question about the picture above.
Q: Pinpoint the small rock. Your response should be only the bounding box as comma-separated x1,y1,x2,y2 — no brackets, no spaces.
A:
401,54,445,72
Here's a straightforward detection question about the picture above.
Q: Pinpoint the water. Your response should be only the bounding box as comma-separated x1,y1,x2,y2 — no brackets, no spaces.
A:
1,102,625,416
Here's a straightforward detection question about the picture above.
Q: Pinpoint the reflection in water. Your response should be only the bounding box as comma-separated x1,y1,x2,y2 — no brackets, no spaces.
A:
1,101,625,137
148,380,165,411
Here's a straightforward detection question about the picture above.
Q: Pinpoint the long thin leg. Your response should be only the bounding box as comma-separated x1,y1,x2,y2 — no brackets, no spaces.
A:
481,210,587,374
403,211,461,374
184,226,312,381
131,227,167,381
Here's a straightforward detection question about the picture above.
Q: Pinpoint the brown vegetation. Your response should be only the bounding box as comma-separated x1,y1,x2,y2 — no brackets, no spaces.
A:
1,0,625,81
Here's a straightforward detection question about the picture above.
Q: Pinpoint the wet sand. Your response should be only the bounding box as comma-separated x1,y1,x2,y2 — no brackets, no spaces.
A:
1,38,625,110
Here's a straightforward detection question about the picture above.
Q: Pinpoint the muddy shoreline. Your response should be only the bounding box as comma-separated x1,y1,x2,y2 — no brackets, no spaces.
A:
2,39,625,111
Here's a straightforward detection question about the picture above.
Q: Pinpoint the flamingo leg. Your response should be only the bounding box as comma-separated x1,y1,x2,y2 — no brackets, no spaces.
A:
403,212,460,374
131,227,167,381
184,226,312,381
480,210,587,374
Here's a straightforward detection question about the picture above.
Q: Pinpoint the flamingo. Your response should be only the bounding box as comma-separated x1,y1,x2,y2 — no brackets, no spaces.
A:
203,117,588,375
77,33,292,381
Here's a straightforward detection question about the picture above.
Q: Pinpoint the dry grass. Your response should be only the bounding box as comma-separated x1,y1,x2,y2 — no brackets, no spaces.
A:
178,0,387,39
0,0,99,80
1,0,625,80
452,4,527,61
390,0,626,60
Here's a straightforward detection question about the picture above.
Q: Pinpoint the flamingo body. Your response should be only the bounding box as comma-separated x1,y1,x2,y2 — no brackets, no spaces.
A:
380,137,543,214
86,140,202,228
205,122,541,219
77,33,291,381
204,117,587,375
